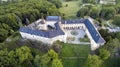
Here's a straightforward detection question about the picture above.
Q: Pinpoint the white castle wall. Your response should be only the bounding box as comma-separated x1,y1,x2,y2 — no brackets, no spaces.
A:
20,32,66,45
62,23,85,29
85,28,100,50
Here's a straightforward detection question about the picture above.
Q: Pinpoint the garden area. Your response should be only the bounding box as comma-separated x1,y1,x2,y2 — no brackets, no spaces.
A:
79,38,90,42
60,42,90,67
71,30,79,36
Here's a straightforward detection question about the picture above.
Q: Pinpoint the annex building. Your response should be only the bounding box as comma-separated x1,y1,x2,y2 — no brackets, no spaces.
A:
19,16,105,50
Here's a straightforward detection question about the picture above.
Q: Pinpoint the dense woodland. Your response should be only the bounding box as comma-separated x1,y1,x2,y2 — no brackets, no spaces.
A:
77,2,120,20
0,0,120,67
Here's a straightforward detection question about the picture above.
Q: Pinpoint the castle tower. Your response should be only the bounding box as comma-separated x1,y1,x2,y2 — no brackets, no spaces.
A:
42,17,47,30
36,17,47,30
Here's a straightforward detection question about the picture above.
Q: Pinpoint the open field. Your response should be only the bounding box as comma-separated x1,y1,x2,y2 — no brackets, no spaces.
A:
62,58,85,67
60,42,90,67
59,0,82,18
60,43,90,57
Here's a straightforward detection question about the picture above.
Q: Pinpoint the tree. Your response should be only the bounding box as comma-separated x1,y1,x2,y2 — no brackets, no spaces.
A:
77,7,89,17
99,29,114,42
116,0,120,4
7,50,17,66
34,55,42,67
41,54,50,67
100,7,116,20
30,15,36,22
116,32,120,40
90,7,100,18
116,4,120,13
47,0,62,8
0,49,9,66
98,49,110,60
16,46,33,64
6,14,19,30
82,0,97,4
103,38,119,52
47,49,58,59
51,44,62,53
0,29,8,42
40,49,61,67
0,0,2,4
0,49,17,66
112,15,120,26
84,55,103,67
52,59,63,67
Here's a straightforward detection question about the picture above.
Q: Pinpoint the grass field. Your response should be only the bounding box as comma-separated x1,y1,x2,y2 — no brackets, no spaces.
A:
60,42,90,67
60,43,90,57
62,58,85,67
59,0,82,18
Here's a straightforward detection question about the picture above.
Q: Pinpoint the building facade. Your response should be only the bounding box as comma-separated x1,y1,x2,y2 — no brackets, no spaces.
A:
19,16,105,50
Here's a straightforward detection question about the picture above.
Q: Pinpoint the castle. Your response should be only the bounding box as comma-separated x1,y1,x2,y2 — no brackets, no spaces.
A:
19,16,105,50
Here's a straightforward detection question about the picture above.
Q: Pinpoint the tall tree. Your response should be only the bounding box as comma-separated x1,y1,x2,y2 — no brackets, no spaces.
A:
112,15,120,26
34,55,42,67
52,59,63,67
103,38,119,52
77,7,89,17
116,0,120,4
0,0,2,4
30,15,36,22
16,46,33,64
98,49,110,60
90,7,100,18
100,7,116,20
47,49,58,59
82,0,97,4
84,55,103,67
0,29,8,42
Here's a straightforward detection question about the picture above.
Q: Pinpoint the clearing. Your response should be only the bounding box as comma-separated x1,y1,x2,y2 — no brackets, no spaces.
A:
60,42,90,67
59,0,82,18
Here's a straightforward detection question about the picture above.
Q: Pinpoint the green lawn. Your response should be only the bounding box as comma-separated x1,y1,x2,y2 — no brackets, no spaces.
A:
79,38,90,42
59,0,82,18
60,43,90,57
60,42,90,67
62,58,85,67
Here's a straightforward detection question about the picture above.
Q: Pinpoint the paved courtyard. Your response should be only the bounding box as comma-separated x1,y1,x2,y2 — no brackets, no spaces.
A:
64,29,90,44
